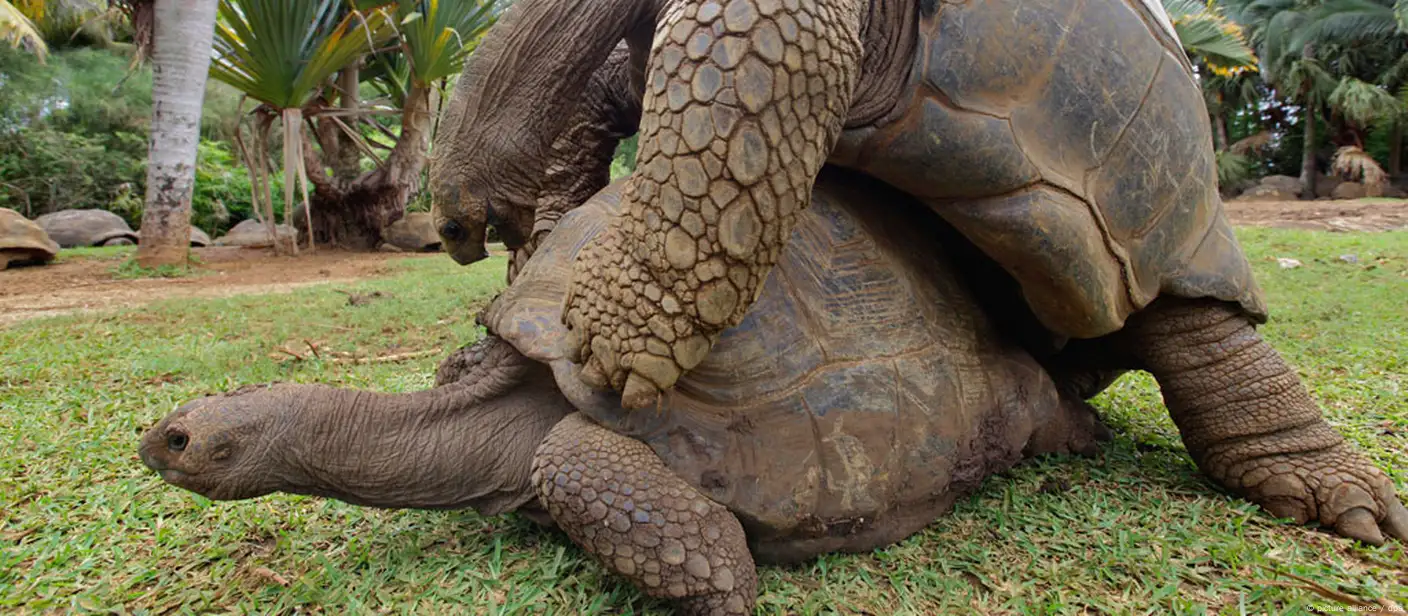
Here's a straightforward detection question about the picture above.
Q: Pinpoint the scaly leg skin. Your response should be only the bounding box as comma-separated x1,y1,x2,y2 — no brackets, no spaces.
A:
1129,298,1408,545
532,413,757,615
562,0,865,407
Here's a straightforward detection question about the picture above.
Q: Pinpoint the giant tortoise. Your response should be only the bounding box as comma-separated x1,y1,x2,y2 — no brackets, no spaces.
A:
0,208,60,270
141,171,1405,615
34,209,139,248
424,1,1407,546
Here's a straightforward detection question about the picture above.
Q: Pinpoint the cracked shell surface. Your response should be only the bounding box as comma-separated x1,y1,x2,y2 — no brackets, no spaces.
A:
0,208,60,269
832,0,1266,339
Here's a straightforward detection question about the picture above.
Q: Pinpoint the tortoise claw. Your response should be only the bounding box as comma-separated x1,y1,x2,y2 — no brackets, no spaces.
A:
579,356,610,389
1384,498,1408,544
621,372,662,410
1334,507,1384,546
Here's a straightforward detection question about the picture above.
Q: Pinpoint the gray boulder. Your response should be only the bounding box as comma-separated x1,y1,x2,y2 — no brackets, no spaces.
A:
215,219,298,247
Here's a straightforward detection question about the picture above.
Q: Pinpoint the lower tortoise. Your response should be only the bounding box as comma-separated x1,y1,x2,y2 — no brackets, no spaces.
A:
141,170,1406,615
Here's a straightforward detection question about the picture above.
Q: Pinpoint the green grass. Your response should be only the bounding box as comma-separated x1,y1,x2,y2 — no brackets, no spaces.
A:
2,230,1406,614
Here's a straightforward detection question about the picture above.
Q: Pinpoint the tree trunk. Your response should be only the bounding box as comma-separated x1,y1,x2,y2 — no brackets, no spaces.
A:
1297,43,1317,201
136,0,218,268
300,83,435,250
1299,103,1317,200
1391,122,1402,177
1212,93,1229,151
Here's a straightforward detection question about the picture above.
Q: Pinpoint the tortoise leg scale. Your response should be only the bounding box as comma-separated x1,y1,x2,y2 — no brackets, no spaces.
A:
532,413,757,615
561,0,866,408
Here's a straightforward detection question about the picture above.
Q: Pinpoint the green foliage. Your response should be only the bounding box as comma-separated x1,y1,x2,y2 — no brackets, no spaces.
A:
1216,149,1255,187
610,135,638,181
0,46,250,230
192,140,287,234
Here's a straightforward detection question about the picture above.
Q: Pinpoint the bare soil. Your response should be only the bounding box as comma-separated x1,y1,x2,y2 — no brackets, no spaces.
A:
0,246,431,326
1224,197,1408,232
2,199,1403,327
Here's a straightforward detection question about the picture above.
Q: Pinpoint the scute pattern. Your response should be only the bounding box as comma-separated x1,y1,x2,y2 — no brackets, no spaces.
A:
496,171,1094,563
534,413,756,614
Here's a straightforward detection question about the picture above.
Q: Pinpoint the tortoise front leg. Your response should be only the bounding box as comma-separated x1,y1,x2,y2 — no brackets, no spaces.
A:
1127,298,1408,545
532,413,757,615
562,0,866,407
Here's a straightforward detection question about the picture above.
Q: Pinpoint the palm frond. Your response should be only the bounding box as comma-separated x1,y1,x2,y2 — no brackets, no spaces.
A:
209,0,390,109
1331,144,1389,189
1163,0,1260,73
0,0,47,60
1328,76,1404,126
377,0,501,86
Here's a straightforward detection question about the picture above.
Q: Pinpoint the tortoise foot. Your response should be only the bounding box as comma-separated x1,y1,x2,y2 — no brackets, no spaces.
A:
561,219,720,409
533,414,757,614
1217,440,1408,546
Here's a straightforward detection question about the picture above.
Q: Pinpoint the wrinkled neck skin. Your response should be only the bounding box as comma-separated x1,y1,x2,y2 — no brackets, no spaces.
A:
267,358,571,515
434,0,661,215
508,43,645,282
850,0,922,127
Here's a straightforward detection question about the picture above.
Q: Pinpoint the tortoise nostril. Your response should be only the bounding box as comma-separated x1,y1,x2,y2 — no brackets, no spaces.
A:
167,431,188,452
440,219,466,242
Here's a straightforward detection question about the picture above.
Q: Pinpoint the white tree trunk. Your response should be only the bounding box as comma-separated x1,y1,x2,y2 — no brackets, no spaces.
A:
136,0,219,268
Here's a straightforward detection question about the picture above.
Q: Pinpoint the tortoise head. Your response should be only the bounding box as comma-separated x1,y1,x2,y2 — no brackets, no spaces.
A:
429,180,532,266
138,385,294,501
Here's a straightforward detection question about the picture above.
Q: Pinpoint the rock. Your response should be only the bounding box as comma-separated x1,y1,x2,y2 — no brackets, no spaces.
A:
1339,254,1359,264
382,212,442,252
1331,182,1367,200
1276,257,1303,269
1238,184,1300,201
1259,175,1302,193
33,209,139,248
1314,173,1341,199
215,219,299,247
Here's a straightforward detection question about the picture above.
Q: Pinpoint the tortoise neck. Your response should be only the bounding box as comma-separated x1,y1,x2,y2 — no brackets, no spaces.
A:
849,0,921,128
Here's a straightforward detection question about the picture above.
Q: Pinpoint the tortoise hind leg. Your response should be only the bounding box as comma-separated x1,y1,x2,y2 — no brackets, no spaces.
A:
1125,297,1408,545
532,413,757,615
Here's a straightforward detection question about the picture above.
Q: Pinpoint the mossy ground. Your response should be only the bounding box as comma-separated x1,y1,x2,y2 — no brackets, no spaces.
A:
2,229,1405,614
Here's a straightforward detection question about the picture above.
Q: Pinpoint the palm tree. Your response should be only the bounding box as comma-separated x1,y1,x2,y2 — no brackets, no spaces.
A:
210,0,500,251
1224,0,1340,197
135,0,219,268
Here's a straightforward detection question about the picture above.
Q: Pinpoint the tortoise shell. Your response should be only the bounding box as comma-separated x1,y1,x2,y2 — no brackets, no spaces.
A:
832,0,1266,339
0,208,60,270
484,170,1088,563
34,209,139,248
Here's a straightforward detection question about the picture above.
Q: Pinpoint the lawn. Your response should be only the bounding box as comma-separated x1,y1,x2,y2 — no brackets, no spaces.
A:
2,228,1406,614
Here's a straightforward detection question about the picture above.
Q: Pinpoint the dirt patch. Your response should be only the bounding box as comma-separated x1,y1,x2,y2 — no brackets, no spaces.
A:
0,246,430,327
1224,197,1408,232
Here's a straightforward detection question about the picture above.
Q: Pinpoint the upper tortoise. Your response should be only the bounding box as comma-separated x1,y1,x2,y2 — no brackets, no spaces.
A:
427,0,1406,548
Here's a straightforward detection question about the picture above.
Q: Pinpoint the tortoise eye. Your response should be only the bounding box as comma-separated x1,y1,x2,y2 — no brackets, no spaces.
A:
167,431,188,452
440,219,466,242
